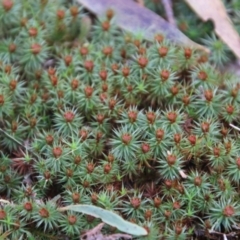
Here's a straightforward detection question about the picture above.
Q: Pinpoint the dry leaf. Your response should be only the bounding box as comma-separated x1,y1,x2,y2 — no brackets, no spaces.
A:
76,0,208,52
185,0,240,59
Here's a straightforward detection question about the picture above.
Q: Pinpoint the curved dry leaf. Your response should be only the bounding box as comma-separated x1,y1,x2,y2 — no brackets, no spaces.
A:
76,0,208,52
185,0,240,59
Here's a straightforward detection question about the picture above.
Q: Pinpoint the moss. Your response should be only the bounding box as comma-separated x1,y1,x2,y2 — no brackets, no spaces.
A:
0,0,240,239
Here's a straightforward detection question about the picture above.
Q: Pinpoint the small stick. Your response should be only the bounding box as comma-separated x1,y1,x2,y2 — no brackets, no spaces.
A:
230,123,240,132
209,229,236,237
161,0,176,26
179,170,188,179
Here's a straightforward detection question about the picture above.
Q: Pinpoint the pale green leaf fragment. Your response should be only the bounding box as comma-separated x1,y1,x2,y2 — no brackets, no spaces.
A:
59,204,148,236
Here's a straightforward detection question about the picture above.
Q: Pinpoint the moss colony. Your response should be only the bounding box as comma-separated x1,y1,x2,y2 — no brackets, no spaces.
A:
0,0,240,239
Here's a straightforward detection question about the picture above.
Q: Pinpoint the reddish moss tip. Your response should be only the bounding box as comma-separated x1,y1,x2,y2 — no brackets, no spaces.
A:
72,192,80,203
39,208,49,218
24,202,33,211
167,154,177,165
52,147,62,158
167,111,177,123
84,60,94,72
106,8,114,20
8,43,16,52
138,56,148,68
130,197,141,209
64,55,72,66
0,95,5,105
57,9,65,19
28,27,38,37
2,0,13,11
64,111,75,122
0,210,6,219
160,69,170,81
31,43,42,55
70,6,78,17
146,111,156,124
68,215,77,225
198,71,208,81
141,142,150,153
158,46,168,57
122,133,132,145
102,21,110,31
223,205,235,217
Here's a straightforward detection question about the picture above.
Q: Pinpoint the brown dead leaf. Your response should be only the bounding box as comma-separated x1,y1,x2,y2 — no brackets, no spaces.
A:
76,0,208,52
185,0,240,59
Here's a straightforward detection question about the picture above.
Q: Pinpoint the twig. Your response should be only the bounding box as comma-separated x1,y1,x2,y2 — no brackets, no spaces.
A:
0,199,11,204
161,0,176,26
179,170,188,179
230,123,240,132
80,223,132,240
232,224,240,230
209,229,236,237
223,234,228,240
